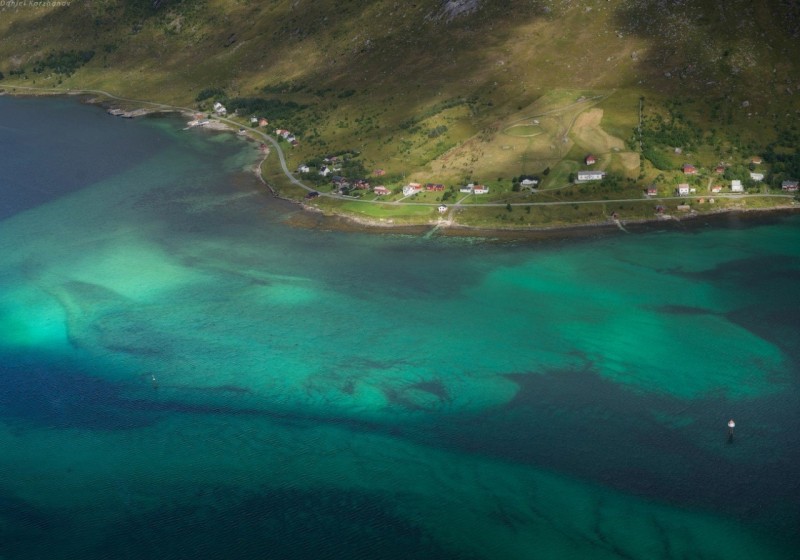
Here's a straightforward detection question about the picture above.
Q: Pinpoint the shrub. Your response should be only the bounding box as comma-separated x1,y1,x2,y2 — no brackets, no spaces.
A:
196,88,225,102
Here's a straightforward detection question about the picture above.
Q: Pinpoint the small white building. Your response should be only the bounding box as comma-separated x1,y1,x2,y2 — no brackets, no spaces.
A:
297,165,310,173
319,166,331,177
212,102,227,116
402,183,423,196
731,180,744,192
520,178,538,189
750,172,764,182
438,205,448,213
576,170,606,182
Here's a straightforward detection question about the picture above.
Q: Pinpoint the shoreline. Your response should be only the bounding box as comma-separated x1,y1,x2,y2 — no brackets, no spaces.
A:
4,86,798,242
286,203,800,243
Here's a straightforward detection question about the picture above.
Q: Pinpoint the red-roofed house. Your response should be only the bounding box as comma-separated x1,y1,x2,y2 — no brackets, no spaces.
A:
585,154,597,165
374,186,391,195
425,183,445,191
682,164,697,175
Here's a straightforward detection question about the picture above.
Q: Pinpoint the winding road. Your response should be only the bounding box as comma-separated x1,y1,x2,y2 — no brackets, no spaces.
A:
4,85,796,215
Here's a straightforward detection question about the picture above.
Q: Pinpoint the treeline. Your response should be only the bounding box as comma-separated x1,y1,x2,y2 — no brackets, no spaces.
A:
195,88,225,102
32,50,95,76
223,98,306,121
763,125,800,185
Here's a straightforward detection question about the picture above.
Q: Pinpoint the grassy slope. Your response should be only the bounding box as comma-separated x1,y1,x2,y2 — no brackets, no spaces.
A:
2,0,798,225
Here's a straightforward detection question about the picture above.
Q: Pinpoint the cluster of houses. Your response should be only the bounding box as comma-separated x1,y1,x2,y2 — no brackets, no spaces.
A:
250,116,269,127
574,155,606,183
212,101,227,116
325,176,371,194
295,164,495,199
642,157,800,196
459,183,489,194
275,129,299,147
211,101,270,130
293,148,799,203
402,182,450,196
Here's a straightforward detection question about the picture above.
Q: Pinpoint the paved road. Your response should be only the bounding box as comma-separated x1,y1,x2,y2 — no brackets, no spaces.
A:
4,85,797,211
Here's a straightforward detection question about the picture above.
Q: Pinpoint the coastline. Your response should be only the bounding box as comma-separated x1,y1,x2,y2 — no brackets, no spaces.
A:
4,86,798,242
286,204,800,243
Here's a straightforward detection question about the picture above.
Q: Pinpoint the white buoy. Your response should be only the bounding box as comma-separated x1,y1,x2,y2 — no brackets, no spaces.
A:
727,418,735,440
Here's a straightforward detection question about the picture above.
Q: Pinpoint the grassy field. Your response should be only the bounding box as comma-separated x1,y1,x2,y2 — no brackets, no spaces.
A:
2,0,798,229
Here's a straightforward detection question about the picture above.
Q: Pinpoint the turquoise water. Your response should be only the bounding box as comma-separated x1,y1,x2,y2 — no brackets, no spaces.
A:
1,97,798,559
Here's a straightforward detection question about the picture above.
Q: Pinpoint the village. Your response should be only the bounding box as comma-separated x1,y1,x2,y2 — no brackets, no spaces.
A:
194,99,799,220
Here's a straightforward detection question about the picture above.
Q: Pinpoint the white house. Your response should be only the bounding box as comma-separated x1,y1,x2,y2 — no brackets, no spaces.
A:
459,183,488,194
319,166,331,177
576,170,606,182
212,102,227,116
402,183,422,196
676,183,690,196
438,205,448,213
297,165,310,173
520,178,538,189
731,179,744,192
750,172,764,182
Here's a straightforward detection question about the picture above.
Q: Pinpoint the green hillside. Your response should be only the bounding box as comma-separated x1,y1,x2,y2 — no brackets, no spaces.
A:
2,0,799,226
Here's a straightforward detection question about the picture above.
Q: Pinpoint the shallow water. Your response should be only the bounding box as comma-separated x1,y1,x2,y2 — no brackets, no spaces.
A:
1,97,798,559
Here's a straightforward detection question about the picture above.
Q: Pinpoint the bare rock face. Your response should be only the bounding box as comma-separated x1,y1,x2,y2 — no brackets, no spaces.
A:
438,0,481,22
